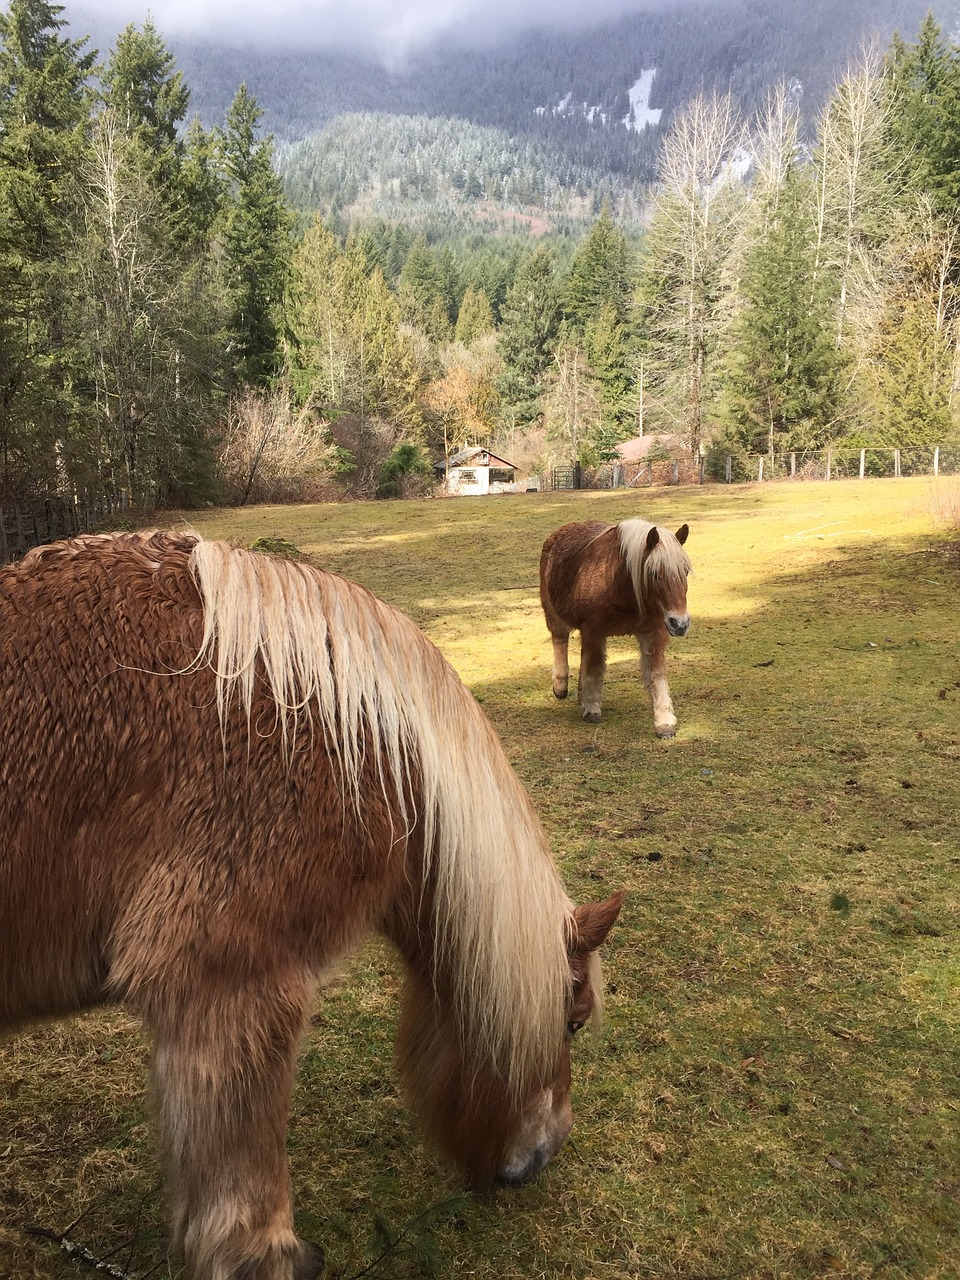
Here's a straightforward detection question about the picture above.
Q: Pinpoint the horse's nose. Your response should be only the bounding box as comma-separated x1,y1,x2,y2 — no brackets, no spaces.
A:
666,614,690,637
496,1142,551,1186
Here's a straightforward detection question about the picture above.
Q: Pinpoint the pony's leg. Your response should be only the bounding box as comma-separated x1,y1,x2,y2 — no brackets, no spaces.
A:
147,978,322,1280
549,627,571,699
578,632,607,724
638,630,676,738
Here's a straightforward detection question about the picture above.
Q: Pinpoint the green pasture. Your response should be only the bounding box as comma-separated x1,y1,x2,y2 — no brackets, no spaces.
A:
1,477,958,1280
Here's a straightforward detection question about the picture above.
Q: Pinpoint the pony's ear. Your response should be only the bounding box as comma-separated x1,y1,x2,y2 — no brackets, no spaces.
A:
644,526,660,554
675,523,689,545
570,891,625,954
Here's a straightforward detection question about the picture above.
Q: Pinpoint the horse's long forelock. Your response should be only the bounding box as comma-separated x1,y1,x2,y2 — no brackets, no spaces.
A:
187,538,572,1098
617,518,691,607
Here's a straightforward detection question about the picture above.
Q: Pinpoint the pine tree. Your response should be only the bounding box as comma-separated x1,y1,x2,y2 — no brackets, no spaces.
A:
725,165,844,455
885,15,960,217
454,285,495,346
0,0,95,498
496,245,561,427
564,205,631,331
100,19,188,193
220,84,294,388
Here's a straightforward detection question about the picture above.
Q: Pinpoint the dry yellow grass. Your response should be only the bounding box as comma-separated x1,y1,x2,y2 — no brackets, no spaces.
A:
1,477,958,1279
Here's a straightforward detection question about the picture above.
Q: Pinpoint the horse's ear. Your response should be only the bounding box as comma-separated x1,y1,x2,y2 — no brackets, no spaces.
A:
570,891,625,954
675,523,689,545
645,526,660,554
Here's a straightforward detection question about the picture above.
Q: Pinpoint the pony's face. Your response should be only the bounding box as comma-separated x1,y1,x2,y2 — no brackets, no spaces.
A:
645,523,691,638
497,891,624,1184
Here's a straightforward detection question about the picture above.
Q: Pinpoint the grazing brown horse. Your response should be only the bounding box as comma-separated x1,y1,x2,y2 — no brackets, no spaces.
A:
0,531,622,1280
540,518,692,737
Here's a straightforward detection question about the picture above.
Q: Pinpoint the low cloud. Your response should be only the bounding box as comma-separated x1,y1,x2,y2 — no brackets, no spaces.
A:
71,0,677,62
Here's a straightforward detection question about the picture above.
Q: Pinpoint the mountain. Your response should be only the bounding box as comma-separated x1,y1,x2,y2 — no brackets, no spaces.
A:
70,0,956,224
73,0,951,143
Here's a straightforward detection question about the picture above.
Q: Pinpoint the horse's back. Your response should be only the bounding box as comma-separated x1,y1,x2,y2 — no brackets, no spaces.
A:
0,533,403,1029
539,521,631,632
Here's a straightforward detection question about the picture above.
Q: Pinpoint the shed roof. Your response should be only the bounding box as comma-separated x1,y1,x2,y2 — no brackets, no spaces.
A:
615,434,688,463
447,447,517,469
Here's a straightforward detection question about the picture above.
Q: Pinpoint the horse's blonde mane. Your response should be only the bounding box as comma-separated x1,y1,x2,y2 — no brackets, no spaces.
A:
617,518,691,605
187,537,572,1096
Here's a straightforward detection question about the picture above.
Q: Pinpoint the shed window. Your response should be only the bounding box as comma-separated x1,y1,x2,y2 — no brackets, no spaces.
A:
458,469,478,484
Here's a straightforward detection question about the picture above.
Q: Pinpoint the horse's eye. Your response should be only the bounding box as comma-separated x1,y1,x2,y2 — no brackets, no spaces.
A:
567,1019,585,1036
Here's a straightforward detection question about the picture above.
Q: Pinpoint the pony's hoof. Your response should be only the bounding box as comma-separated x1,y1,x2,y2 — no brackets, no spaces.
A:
295,1242,325,1278
553,686,568,700
655,727,676,739
582,710,601,724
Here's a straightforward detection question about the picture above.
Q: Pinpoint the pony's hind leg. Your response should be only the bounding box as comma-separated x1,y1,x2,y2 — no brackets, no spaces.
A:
578,632,607,723
638,630,677,738
549,627,571,700
146,976,322,1280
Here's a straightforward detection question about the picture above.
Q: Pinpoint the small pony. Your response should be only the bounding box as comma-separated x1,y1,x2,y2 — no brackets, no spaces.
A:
540,518,692,737
0,531,622,1280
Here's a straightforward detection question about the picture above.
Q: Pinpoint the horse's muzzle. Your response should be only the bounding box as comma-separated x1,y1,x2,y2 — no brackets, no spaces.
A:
665,614,690,637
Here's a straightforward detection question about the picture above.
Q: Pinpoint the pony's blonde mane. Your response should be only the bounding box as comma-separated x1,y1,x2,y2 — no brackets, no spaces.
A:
186,537,572,1097
618,518,691,606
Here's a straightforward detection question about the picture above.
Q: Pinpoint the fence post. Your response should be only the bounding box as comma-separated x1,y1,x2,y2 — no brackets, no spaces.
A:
758,457,764,482
894,449,901,478
790,452,796,478
725,456,732,483
826,449,832,481
934,445,940,478
859,449,865,480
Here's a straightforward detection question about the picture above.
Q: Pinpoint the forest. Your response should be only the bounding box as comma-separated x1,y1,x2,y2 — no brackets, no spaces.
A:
2,0,960,509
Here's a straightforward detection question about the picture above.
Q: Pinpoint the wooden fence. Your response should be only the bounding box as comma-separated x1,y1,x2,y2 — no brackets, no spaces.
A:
0,495,127,564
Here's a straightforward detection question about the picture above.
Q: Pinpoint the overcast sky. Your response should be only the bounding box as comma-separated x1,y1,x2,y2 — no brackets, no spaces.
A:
70,0,676,63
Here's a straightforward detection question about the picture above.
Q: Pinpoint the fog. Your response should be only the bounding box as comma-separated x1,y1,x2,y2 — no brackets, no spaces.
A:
69,0,701,63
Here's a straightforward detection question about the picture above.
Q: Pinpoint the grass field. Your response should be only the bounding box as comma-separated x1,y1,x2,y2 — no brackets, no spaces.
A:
1,476,958,1280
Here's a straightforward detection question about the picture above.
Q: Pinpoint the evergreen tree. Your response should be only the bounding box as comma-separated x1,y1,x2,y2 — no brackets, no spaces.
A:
564,205,631,330
0,0,95,497
220,84,294,388
496,245,561,426
885,15,960,217
584,298,632,439
454,285,495,345
725,166,844,455
398,235,450,339
100,19,188,194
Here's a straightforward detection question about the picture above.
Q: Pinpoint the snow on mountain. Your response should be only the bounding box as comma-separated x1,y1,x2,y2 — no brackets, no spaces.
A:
622,69,661,130
536,68,660,132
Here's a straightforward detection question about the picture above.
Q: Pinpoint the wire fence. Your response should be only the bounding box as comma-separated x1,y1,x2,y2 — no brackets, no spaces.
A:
543,444,960,491
722,444,960,483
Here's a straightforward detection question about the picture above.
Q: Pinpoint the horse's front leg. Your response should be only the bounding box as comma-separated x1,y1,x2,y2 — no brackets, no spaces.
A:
145,976,322,1280
638,630,676,738
578,631,607,724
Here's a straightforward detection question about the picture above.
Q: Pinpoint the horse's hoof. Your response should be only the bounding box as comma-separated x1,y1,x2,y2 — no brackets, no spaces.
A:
582,711,601,724
553,687,568,700
655,727,676,739
295,1242,325,1278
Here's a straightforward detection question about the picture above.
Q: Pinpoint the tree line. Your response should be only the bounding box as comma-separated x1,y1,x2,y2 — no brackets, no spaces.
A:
2,1,959,508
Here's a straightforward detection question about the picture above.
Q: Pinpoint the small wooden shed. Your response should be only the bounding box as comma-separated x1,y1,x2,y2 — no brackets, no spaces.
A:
440,447,519,496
